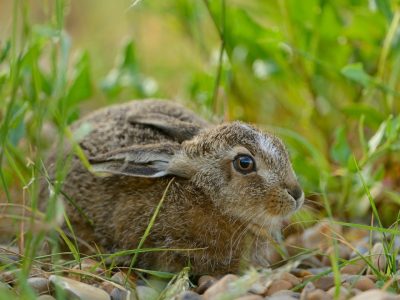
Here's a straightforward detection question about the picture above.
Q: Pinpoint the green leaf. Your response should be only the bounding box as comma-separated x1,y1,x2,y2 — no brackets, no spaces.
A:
330,126,351,166
341,63,372,87
342,104,384,126
374,0,393,22
66,51,92,105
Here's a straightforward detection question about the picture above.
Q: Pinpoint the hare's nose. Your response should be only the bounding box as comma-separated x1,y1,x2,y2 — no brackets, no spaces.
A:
287,185,303,202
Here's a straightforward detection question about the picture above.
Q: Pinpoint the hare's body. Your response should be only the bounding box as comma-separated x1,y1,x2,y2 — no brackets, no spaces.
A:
42,100,303,275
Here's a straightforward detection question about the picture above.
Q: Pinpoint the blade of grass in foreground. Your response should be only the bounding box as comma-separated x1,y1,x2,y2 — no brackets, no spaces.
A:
125,178,175,284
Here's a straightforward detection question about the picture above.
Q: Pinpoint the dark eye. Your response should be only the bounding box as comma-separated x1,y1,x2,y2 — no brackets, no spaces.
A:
233,155,256,174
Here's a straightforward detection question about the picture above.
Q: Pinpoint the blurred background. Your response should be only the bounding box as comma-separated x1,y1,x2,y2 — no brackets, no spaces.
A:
1,0,400,228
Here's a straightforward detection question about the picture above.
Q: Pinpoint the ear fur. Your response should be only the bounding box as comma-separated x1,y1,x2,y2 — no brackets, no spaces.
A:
128,113,202,142
89,143,183,178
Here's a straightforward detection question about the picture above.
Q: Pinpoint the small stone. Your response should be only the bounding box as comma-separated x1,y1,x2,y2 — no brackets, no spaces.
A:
0,269,19,284
196,275,217,294
291,269,312,278
370,243,387,272
136,286,160,300
235,295,264,300
350,245,369,259
266,280,293,296
307,289,332,300
145,276,169,293
304,275,334,291
268,290,300,300
73,258,104,274
49,275,110,300
321,244,351,266
111,271,135,288
280,272,301,286
27,277,51,295
177,291,203,300
351,289,400,300
307,268,331,275
203,274,238,299
100,281,115,294
300,281,316,300
110,288,131,300
341,260,366,275
327,286,350,300
353,277,376,291
285,234,304,256
301,221,342,250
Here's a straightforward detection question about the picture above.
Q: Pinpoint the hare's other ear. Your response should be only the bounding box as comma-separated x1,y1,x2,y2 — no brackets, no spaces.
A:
128,113,201,142
89,143,188,178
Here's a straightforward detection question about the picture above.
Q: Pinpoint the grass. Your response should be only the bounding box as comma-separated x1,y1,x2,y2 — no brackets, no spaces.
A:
1,0,400,299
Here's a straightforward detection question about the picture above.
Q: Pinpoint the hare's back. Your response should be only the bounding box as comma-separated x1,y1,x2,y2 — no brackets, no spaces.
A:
71,99,208,157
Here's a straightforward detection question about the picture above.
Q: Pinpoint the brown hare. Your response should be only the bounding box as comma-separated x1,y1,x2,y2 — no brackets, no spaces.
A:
41,99,303,275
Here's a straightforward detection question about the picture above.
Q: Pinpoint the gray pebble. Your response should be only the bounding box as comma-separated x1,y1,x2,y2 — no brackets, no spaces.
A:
27,277,51,295
110,287,133,300
50,275,110,300
177,291,203,300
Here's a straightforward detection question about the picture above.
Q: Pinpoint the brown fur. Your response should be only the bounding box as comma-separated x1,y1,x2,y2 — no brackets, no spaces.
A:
40,99,303,275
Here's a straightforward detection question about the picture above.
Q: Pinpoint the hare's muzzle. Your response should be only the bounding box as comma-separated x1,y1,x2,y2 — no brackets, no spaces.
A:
286,184,304,210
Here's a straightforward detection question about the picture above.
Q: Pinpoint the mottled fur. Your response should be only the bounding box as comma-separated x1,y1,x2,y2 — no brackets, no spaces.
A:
40,99,303,275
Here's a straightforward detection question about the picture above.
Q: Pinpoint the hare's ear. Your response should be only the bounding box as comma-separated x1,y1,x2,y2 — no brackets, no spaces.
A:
128,113,201,142
89,143,189,178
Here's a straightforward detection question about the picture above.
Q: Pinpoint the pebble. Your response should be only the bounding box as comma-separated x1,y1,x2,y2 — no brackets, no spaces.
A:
341,260,366,275
291,269,312,278
265,279,293,296
300,282,316,299
111,271,135,288
280,272,301,286
72,258,104,275
135,286,160,300
0,269,19,284
321,244,351,266
306,289,332,300
370,243,387,272
303,275,334,291
285,234,304,256
353,276,376,291
49,275,110,300
100,281,115,294
327,286,350,300
196,275,217,294
301,221,342,250
27,277,51,295
350,245,369,259
177,291,203,300
306,268,331,275
110,288,131,300
267,290,300,300
351,289,400,300
235,295,264,300
203,274,238,299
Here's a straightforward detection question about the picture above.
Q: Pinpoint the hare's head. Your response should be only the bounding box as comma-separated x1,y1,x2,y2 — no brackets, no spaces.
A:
90,121,303,227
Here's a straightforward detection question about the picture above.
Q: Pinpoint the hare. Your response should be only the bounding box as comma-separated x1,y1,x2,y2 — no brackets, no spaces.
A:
41,99,304,275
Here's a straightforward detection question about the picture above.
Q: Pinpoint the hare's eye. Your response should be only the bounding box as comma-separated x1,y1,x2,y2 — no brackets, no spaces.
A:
233,155,256,174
